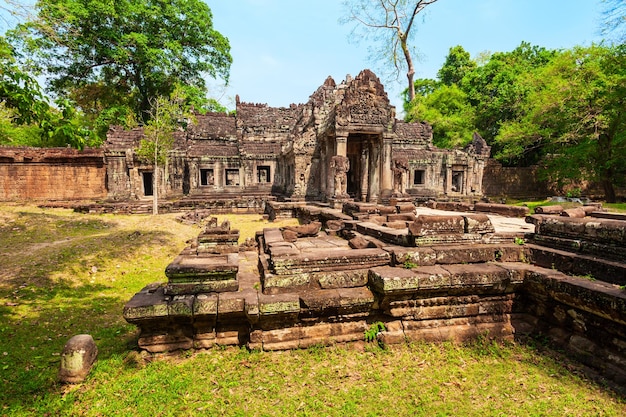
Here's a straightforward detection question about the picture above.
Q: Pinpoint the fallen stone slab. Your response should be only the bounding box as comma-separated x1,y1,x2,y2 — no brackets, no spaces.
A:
165,253,239,295
535,205,563,215
464,214,495,234
474,202,529,218
561,207,587,218
58,334,98,384
409,215,465,237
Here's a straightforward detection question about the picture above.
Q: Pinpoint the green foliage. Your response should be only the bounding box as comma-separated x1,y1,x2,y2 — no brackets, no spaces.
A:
437,45,477,86
403,260,418,269
364,321,386,343
406,83,476,148
10,0,232,125
404,41,625,201
496,44,626,201
1,36,94,148
514,237,525,246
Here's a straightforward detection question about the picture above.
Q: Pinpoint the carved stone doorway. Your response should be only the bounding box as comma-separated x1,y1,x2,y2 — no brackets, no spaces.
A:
346,138,363,199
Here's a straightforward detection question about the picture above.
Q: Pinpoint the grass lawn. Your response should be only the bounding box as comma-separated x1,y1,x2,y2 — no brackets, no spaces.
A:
0,204,624,416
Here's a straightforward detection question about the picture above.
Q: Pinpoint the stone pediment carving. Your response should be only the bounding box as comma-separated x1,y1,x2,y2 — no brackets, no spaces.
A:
336,70,394,129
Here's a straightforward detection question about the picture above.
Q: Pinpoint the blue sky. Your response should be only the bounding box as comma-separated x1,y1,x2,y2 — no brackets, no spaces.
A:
208,0,606,111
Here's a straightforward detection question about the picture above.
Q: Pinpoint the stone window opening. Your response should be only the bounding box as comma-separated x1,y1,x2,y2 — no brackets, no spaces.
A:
225,169,240,186
257,166,270,183
200,168,214,186
413,169,425,185
452,171,464,193
142,171,154,196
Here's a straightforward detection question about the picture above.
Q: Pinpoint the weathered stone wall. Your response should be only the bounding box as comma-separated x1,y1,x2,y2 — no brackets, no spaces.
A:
482,160,551,200
0,147,106,201
482,159,625,200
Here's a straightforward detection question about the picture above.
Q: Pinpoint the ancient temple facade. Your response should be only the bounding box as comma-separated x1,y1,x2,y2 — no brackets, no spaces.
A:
104,70,490,203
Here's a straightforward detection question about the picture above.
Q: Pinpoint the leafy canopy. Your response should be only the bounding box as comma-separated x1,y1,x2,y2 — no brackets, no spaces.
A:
11,0,231,128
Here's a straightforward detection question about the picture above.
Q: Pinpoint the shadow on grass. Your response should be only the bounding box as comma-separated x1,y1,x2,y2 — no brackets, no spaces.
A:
0,210,182,411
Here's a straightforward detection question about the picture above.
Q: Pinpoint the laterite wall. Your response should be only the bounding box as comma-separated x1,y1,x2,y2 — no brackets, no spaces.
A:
0,147,106,201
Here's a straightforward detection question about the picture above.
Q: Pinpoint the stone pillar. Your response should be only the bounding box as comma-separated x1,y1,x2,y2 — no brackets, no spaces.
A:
320,143,327,198
336,134,348,157
381,135,393,198
360,146,369,201
327,138,336,199
215,161,223,189
369,140,380,201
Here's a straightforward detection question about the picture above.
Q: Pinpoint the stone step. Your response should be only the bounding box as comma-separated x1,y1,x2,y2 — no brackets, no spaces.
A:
526,243,626,286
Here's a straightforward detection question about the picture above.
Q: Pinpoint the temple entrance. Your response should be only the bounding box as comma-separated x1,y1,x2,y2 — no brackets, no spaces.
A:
344,133,381,201
346,139,363,199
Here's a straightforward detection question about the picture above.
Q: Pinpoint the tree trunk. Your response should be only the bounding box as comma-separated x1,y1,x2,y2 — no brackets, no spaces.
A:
153,165,159,215
602,177,617,203
401,38,416,101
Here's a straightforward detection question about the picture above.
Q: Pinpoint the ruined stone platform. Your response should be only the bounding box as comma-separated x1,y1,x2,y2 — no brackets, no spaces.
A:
123,202,626,386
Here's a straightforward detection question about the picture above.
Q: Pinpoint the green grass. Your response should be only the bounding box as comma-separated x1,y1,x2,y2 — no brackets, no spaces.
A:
1,204,625,416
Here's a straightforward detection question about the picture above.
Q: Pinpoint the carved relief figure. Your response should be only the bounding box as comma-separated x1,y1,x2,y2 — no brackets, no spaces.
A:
330,155,350,198
392,156,409,195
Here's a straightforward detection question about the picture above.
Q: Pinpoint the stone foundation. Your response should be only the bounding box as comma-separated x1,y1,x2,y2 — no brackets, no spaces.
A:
123,202,626,387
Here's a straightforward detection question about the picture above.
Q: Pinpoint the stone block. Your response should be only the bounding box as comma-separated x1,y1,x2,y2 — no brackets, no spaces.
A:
258,293,300,328
384,221,409,230
396,203,416,213
377,205,397,215
444,263,510,288
561,208,587,218
260,327,302,350
123,285,169,323
218,292,246,317
168,295,194,318
58,334,98,384
349,236,373,249
463,214,495,234
263,272,311,293
474,202,529,218
317,270,369,289
392,247,437,267
535,205,563,214
387,213,416,222
409,215,465,237
369,266,420,294
432,245,496,264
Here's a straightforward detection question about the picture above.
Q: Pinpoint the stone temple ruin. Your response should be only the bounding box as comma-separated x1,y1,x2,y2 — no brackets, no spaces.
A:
104,70,490,206
124,200,626,386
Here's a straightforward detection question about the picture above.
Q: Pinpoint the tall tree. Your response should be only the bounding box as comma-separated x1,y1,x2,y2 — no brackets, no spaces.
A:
136,87,193,215
1,36,91,148
342,0,439,101
406,83,475,148
437,45,476,86
497,45,626,202
461,42,556,150
10,0,231,129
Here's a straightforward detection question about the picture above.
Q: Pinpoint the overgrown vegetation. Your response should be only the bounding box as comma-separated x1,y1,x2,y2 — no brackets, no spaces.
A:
0,204,625,416
405,42,626,202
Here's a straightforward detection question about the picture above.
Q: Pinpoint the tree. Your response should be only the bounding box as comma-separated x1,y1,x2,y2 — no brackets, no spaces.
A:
11,0,231,130
342,0,439,101
1,35,92,148
601,0,626,42
406,83,475,148
437,45,476,86
136,87,193,215
460,42,557,149
496,45,626,202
